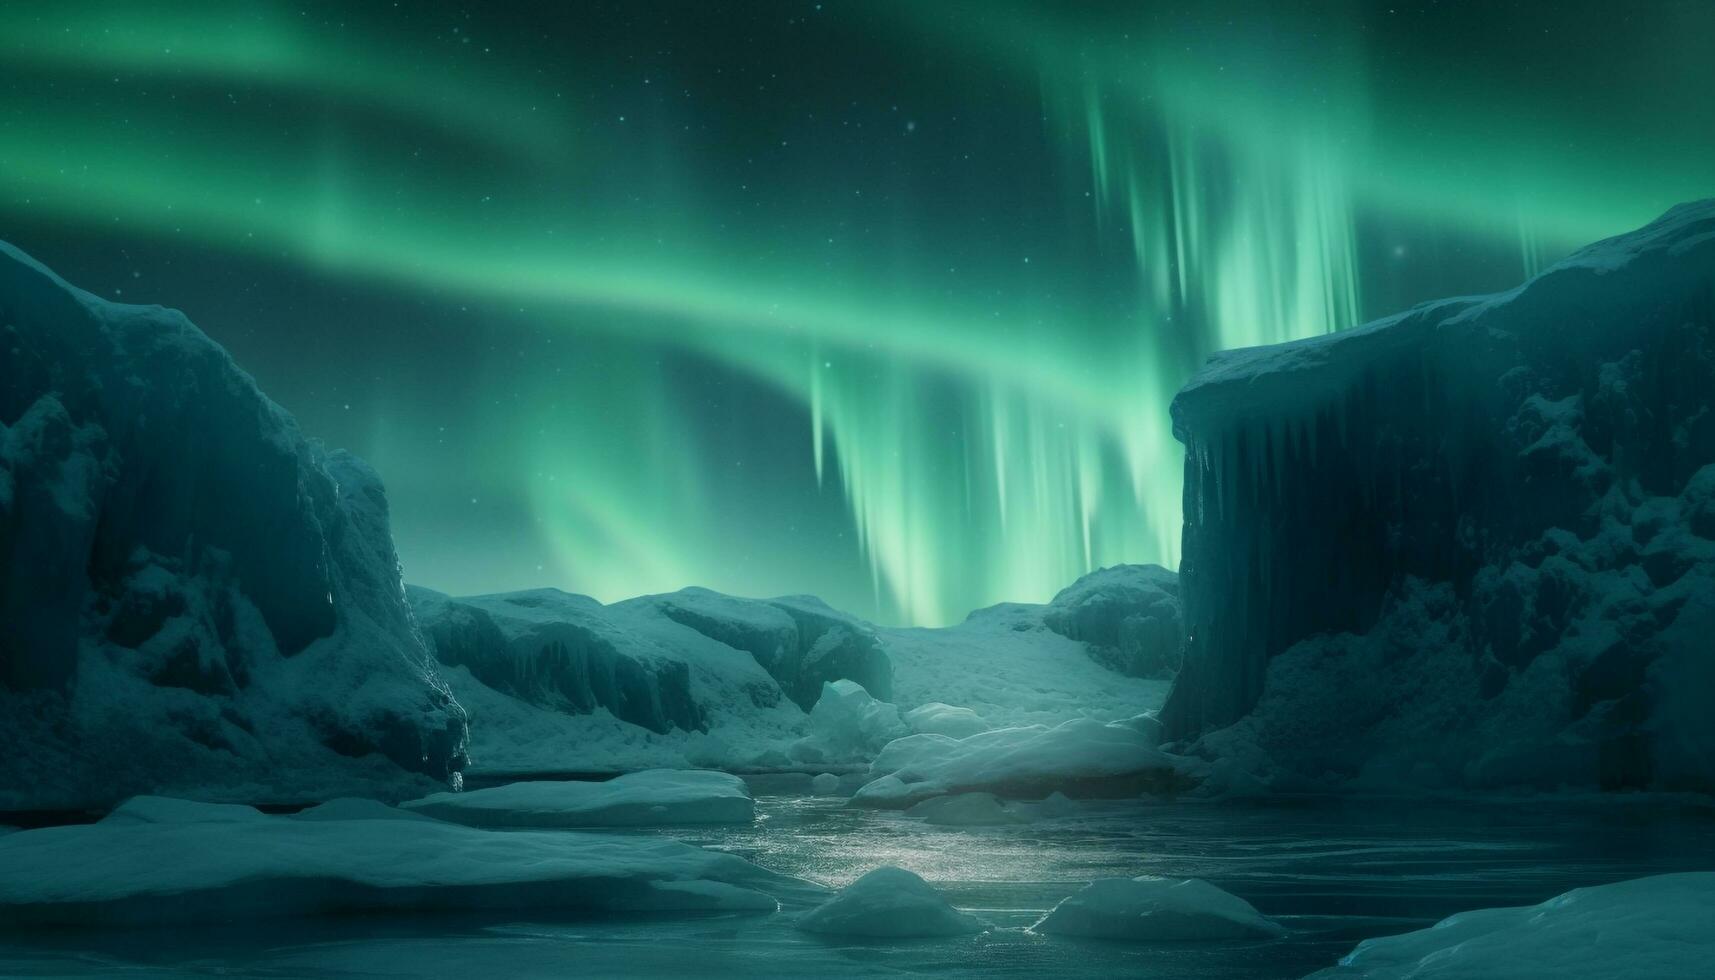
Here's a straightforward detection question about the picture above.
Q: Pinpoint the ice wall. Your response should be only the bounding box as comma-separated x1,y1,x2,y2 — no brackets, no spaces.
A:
0,242,468,808
1161,202,1715,792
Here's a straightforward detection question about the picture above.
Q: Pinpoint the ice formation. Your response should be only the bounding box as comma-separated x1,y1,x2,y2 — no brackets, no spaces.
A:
789,679,909,764
0,800,819,928
1034,875,1285,942
794,866,988,937
852,717,1187,808
1308,873,1715,979
401,769,754,827
1163,201,1715,794
0,241,467,809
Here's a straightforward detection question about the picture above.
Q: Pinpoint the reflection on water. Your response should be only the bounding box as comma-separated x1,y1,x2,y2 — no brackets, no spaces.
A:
3,795,1712,978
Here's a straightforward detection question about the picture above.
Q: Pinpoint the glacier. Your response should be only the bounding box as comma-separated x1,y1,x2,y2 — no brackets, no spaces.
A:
0,241,468,809
1162,201,1715,795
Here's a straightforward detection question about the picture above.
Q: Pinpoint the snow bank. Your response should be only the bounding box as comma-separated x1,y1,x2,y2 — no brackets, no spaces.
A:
1034,875,1284,942
790,680,908,764
795,866,987,937
0,806,813,928
905,792,1027,826
401,769,753,827
852,717,1188,808
1163,200,1715,794
0,241,467,809
1308,872,1715,979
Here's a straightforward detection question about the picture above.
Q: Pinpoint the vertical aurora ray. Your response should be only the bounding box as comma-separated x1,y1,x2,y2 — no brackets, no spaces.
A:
2,1,1710,623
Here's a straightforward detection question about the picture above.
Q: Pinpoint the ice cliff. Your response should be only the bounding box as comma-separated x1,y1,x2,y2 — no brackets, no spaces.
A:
0,242,468,809
1162,201,1715,793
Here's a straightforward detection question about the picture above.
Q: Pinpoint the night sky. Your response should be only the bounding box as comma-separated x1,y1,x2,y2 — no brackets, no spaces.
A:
4,1,1712,624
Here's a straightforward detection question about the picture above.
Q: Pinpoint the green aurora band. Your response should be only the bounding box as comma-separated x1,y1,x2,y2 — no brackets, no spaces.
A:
4,1,1712,623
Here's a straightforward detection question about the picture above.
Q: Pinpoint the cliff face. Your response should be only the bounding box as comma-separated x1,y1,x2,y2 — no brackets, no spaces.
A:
0,242,467,808
1161,202,1715,793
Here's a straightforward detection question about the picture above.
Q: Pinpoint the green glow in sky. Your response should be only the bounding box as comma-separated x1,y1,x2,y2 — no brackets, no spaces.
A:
3,1,1711,623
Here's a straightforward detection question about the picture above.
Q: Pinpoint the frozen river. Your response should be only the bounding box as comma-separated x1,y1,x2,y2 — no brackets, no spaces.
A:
3,792,1712,979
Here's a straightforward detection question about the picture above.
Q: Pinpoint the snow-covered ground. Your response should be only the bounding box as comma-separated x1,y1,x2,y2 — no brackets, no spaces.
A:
0,795,822,928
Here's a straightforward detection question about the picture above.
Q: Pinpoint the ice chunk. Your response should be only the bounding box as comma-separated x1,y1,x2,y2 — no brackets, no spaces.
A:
902,702,990,738
853,717,1188,808
789,680,908,764
1307,872,1715,979
0,808,814,928
795,866,987,937
810,772,843,795
905,792,1027,826
1034,876,1285,941
99,796,270,826
401,769,753,827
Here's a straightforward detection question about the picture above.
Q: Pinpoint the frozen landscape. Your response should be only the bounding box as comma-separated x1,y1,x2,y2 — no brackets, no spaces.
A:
3,199,1714,978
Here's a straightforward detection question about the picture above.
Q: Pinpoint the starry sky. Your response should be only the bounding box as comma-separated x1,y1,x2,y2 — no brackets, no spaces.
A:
4,1,1712,624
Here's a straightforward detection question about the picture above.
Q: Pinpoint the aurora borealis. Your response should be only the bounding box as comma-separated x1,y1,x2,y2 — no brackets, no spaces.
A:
4,1,1712,624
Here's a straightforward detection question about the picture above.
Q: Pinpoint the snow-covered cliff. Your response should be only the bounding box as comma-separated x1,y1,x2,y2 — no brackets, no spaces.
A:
1162,201,1715,793
0,242,468,808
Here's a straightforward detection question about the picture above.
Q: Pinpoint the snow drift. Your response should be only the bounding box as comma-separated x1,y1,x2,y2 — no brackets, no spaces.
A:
1308,872,1715,980
794,866,987,937
1163,201,1715,794
0,241,467,809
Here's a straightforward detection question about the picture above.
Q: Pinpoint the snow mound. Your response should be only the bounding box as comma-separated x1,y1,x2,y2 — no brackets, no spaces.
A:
795,866,987,937
0,241,467,809
99,796,269,826
790,680,908,764
401,769,753,827
852,717,1188,808
0,807,813,928
905,792,1027,826
1164,200,1715,795
1034,876,1285,942
290,798,440,823
1308,872,1715,980
903,702,990,738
